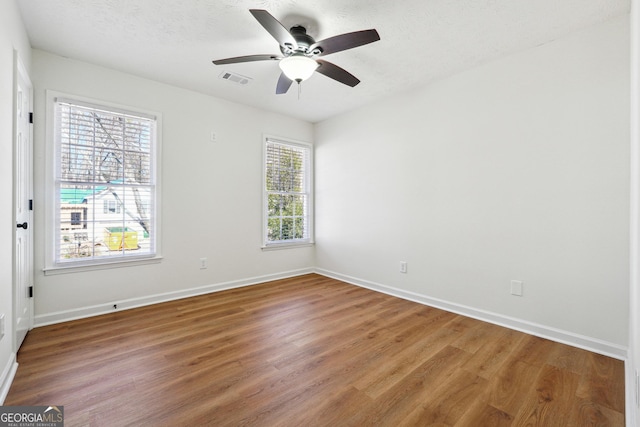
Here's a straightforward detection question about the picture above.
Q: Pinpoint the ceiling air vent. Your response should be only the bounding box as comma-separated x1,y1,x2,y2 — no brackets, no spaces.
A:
219,71,252,85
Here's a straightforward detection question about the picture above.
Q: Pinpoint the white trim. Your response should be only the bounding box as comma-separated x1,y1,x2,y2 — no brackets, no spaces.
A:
0,352,18,404
43,255,163,275
261,242,314,251
54,97,157,120
262,134,314,248
34,268,314,327
44,90,163,271
626,360,637,427
629,0,640,424
315,268,628,360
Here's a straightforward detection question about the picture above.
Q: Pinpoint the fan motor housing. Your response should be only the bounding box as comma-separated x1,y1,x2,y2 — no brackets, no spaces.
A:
281,26,322,56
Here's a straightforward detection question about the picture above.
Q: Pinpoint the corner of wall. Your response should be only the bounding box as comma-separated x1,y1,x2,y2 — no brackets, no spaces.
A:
628,0,639,424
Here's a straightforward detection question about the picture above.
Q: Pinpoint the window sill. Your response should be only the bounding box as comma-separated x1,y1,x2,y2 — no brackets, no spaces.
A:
261,242,315,251
43,255,163,276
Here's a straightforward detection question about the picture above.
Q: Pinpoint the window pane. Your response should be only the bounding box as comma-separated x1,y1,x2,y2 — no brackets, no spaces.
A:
266,143,305,192
294,217,305,239
267,194,281,216
54,99,157,265
70,212,81,225
267,218,282,241
281,218,294,240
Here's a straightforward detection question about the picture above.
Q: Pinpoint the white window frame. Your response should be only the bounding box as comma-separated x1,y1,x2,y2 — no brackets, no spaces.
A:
262,135,314,249
44,91,162,274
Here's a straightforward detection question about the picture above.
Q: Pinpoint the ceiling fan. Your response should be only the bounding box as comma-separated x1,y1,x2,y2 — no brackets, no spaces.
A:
212,9,380,94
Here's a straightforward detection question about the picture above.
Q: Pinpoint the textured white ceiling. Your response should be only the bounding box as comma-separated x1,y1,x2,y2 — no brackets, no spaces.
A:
18,0,629,123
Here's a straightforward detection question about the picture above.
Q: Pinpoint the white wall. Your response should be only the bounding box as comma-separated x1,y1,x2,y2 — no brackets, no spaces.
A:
0,0,31,403
31,50,315,323
315,16,630,352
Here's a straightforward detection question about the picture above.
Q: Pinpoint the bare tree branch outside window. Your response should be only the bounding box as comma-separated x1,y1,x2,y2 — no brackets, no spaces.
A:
56,100,156,262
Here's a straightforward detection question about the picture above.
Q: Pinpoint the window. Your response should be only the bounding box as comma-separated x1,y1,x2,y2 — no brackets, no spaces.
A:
264,137,313,247
49,95,159,268
70,212,82,226
103,200,121,214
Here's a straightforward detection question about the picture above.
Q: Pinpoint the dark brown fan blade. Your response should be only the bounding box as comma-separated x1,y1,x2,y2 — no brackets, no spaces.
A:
249,9,298,50
212,54,281,65
315,59,360,87
310,29,380,57
276,73,293,94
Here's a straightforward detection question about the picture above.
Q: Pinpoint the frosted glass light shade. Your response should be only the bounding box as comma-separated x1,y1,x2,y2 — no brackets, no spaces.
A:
279,55,319,82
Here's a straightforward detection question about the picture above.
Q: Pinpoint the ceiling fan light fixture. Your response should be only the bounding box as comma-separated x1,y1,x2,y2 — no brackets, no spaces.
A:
279,55,319,83
212,9,380,94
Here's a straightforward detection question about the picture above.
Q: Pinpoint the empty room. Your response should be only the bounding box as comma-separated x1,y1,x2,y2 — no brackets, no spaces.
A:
1,0,640,425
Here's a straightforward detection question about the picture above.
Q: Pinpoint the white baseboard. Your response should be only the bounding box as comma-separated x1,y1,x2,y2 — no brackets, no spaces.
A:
33,266,627,361
0,352,17,404
314,268,628,360
34,268,314,327
625,360,637,426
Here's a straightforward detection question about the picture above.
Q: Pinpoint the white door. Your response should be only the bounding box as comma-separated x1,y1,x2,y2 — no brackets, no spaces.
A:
14,53,33,351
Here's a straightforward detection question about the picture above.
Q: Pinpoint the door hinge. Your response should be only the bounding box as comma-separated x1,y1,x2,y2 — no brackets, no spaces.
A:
29,199,33,211
28,286,33,298
29,112,33,124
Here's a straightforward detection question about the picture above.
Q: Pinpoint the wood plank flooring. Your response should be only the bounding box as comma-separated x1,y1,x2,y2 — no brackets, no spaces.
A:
5,274,625,426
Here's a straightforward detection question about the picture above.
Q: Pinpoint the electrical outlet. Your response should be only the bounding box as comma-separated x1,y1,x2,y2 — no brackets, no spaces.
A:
200,257,208,269
399,261,407,274
510,280,523,296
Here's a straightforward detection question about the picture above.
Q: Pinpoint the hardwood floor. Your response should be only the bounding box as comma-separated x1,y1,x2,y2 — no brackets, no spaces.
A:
5,274,625,426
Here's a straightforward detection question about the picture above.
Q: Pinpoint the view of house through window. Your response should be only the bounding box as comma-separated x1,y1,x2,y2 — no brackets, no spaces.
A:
54,98,157,264
264,137,312,246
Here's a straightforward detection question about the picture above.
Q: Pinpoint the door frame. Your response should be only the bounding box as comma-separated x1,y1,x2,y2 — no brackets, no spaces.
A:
13,51,34,352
